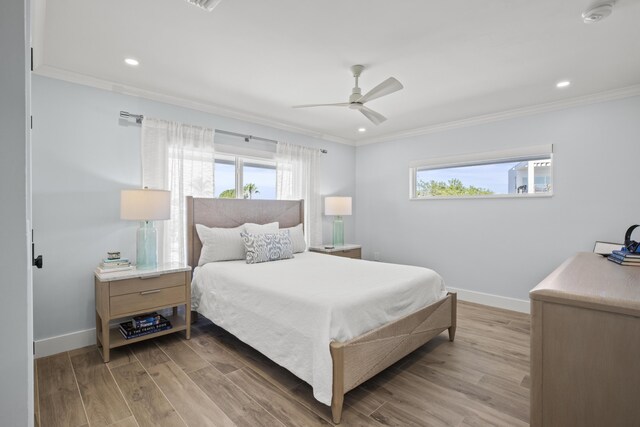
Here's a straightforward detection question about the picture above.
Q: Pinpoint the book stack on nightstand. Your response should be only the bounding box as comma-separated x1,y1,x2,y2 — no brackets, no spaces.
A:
119,312,172,339
96,257,133,273
309,244,361,259
607,250,640,266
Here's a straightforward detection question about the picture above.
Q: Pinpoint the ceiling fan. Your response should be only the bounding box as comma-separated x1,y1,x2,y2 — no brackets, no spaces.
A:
293,65,404,125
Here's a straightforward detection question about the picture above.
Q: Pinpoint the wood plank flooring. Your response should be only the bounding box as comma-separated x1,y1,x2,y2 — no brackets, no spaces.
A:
35,302,530,427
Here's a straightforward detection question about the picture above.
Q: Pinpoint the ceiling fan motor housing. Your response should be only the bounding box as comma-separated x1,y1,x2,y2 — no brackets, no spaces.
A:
582,1,615,23
349,88,362,103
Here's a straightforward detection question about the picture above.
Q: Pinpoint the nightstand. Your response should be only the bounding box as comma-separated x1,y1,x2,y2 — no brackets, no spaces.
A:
309,244,362,259
94,264,191,362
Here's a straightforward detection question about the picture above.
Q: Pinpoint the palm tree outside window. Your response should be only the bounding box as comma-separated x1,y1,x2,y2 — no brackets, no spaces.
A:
214,153,276,200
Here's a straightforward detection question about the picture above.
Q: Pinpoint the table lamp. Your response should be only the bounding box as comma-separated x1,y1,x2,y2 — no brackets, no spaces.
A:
325,196,352,247
120,188,171,269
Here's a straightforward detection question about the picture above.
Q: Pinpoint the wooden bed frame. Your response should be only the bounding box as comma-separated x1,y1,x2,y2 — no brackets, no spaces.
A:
186,196,457,424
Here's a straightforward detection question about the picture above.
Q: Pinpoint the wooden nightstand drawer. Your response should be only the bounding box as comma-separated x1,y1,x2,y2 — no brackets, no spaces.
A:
332,248,361,259
110,285,186,317
109,272,186,296
309,245,362,259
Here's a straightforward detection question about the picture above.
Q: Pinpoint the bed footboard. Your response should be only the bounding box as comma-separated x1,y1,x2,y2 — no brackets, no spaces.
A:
329,291,456,424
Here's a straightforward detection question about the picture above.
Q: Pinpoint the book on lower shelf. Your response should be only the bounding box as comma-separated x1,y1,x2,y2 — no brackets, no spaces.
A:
132,312,164,329
119,314,172,339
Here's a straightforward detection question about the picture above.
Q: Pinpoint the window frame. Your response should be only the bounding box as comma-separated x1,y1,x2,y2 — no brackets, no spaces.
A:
409,144,554,200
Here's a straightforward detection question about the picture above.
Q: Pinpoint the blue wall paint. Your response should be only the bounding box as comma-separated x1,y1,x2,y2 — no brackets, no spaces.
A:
355,96,640,300
32,75,355,340
33,72,640,341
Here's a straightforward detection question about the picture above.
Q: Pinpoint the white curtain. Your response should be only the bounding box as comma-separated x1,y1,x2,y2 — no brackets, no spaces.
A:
142,118,215,264
276,142,321,246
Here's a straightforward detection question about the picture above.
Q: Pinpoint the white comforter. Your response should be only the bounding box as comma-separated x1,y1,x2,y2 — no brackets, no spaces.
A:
191,251,446,405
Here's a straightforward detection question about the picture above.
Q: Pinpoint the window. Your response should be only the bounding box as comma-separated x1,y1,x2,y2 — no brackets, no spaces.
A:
214,153,277,200
410,145,553,199
214,155,236,198
243,159,276,199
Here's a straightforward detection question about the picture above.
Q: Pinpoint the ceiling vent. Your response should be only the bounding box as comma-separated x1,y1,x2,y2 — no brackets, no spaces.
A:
184,0,222,12
582,1,615,23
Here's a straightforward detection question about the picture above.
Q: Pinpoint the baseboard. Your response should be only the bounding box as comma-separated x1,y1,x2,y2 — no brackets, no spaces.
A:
34,328,96,358
34,288,527,357
448,286,530,314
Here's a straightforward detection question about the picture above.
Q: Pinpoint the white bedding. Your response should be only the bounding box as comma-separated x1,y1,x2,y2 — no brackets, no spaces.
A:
191,251,447,405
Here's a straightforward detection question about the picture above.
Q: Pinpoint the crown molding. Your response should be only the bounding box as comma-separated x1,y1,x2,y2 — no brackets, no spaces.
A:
34,65,640,149
33,65,355,146
357,84,640,146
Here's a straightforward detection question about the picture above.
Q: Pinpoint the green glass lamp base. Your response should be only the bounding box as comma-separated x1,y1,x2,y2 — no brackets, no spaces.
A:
332,216,344,247
136,221,158,270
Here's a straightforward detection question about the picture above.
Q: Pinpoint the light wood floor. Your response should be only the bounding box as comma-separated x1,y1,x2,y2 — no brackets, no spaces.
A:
35,302,530,427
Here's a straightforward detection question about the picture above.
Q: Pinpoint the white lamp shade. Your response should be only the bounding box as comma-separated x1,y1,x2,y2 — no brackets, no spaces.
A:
325,196,352,216
120,189,171,221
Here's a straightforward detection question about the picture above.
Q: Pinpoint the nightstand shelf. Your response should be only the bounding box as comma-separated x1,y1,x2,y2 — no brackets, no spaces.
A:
309,244,362,259
105,312,187,349
94,263,192,362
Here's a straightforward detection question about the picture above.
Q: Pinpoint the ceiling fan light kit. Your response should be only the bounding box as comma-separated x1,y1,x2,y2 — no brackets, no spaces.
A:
293,65,404,125
582,1,615,23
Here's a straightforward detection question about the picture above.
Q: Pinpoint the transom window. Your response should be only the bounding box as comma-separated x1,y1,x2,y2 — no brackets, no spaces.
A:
410,145,553,199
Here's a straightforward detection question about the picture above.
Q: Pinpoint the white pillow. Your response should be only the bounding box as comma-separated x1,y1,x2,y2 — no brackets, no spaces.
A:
196,224,246,265
280,223,306,253
244,222,279,235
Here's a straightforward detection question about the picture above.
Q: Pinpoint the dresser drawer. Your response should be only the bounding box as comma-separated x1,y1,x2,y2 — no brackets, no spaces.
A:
110,285,186,317
109,272,186,296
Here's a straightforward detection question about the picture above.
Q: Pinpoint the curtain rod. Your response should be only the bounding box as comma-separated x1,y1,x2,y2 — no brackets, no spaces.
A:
215,130,328,155
119,110,328,154
120,111,144,124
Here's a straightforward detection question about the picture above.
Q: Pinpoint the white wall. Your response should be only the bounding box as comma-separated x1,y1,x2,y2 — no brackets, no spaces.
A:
0,0,34,425
355,96,640,304
32,75,356,350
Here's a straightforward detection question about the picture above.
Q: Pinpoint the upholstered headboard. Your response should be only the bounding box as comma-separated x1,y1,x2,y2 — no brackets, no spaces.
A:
186,197,304,268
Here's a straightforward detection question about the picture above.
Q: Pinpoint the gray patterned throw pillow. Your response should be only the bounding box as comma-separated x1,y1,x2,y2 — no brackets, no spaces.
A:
240,230,294,264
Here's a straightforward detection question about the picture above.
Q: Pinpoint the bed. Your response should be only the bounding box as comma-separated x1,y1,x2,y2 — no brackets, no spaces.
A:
186,197,457,423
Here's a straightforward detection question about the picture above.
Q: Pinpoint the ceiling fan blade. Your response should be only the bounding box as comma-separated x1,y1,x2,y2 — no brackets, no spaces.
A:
359,106,387,125
292,103,351,108
357,77,403,104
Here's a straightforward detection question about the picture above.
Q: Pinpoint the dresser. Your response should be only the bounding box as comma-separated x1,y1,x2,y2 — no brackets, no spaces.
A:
529,252,640,426
94,264,191,362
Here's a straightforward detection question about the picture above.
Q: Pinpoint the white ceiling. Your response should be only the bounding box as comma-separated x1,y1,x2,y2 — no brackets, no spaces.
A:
33,0,640,144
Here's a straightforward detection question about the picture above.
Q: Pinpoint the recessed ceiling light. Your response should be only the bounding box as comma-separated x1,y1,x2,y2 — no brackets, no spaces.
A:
358,127,366,133
124,58,139,66
556,80,571,88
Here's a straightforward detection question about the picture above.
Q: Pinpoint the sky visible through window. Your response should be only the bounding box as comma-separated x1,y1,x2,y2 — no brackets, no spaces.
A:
243,164,276,199
417,161,520,194
215,162,235,197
